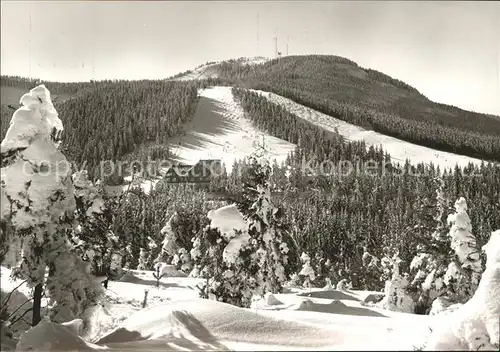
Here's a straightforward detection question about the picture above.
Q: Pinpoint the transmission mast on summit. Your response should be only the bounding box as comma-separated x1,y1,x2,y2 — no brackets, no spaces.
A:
273,35,278,58
29,12,32,80
274,28,281,58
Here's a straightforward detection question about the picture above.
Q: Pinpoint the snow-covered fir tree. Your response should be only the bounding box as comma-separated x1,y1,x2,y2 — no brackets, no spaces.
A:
137,248,149,270
172,247,192,273
444,197,482,303
409,178,452,312
378,253,415,313
190,150,292,307
154,212,180,263
362,248,383,290
190,220,239,303
0,85,100,325
234,154,291,299
299,252,315,288
72,171,114,274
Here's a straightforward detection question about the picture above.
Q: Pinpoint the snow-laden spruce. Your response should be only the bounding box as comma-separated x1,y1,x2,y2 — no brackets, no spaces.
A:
299,252,315,288
0,85,100,325
444,197,482,302
190,155,291,307
1,85,74,265
409,178,450,312
157,212,179,258
425,229,500,350
377,254,415,313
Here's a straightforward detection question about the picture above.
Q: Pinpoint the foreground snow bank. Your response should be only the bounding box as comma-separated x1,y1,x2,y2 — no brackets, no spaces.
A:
97,298,342,350
425,230,500,350
16,317,105,351
9,272,436,351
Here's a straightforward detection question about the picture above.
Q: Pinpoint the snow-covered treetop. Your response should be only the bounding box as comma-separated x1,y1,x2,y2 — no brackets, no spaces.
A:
447,197,472,231
72,170,105,217
207,204,247,241
1,84,74,232
454,197,467,212
300,252,311,263
1,84,63,153
447,197,480,271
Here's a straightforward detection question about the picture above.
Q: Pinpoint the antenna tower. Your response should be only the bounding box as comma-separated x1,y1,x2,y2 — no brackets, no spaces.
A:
257,12,260,54
273,28,278,58
29,12,32,79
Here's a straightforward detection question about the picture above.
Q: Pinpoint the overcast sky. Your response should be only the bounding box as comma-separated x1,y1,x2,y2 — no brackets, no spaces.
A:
1,1,499,115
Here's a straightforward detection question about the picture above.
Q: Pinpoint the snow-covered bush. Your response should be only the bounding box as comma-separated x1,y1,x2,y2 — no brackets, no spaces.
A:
361,249,384,291
377,254,415,313
299,252,316,288
136,248,148,270
428,296,462,316
425,229,500,350
1,85,100,326
172,247,192,273
323,278,333,290
336,278,352,291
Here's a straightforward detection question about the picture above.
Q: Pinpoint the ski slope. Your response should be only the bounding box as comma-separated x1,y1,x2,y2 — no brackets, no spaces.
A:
167,86,296,172
253,90,486,169
11,269,436,351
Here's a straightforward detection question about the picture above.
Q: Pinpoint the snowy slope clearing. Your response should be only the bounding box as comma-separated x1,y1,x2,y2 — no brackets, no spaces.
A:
11,269,437,351
173,57,269,81
174,63,220,81
254,90,485,169
167,86,295,173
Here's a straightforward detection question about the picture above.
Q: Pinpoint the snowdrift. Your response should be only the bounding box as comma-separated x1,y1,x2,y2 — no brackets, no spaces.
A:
97,299,342,350
16,317,106,351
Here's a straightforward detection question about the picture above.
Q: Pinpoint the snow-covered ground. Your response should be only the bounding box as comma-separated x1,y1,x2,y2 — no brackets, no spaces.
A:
173,57,269,81
5,267,437,351
174,63,220,81
253,90,485,169
167,86,295,173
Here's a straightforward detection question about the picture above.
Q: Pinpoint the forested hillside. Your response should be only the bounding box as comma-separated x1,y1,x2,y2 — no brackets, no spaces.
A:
1,76,201,181
232,87,389,165
211,55,500,162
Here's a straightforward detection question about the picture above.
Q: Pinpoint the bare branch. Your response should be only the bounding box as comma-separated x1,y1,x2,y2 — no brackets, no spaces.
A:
6,298,32,321
0,279,28,313
10,306,33,327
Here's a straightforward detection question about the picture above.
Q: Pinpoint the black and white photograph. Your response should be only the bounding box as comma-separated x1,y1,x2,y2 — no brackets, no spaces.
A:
1,1,499,350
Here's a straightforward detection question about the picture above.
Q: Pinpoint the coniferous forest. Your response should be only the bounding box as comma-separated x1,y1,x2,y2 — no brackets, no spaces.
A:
212,56,500,162
1,76,203,180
